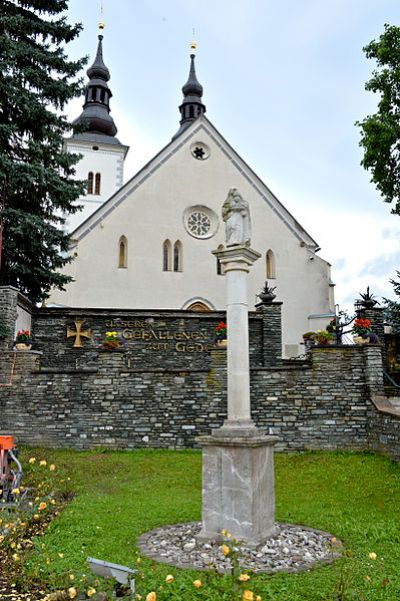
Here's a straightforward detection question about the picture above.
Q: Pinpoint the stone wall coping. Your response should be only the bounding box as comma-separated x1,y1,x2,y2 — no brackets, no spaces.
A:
196,434,279,448
33,307,263,321
370,396,400,418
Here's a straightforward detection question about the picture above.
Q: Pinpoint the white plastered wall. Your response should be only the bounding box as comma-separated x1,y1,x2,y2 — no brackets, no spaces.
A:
51,125,334,355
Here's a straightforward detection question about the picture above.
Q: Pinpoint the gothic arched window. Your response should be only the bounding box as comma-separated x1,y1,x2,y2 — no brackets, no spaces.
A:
163,240,172,271
118,236,127,268
216,244,224,275
87,172,94,195
266,249,276,279
95,173,101,195
173,241,182,272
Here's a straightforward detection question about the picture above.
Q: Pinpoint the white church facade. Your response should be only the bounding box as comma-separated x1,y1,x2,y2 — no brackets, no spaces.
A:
51,34,335,357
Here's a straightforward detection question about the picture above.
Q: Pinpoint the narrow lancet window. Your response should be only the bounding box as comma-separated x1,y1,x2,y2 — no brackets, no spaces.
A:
163,240,172,271
216,244,224,275
95,173,101,195
87,172,94,194
266,249,276,279
173,241,182,272
118,236,127,268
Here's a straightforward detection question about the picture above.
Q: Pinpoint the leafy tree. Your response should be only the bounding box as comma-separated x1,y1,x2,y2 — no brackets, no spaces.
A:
356,24,400,214
384,271,400,333
0,0,87,302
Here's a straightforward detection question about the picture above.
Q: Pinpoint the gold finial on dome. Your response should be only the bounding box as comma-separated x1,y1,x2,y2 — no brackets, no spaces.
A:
190,27,197,54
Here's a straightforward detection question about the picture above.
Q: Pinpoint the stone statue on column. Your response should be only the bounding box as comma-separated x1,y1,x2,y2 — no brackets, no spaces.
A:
222,188,251,247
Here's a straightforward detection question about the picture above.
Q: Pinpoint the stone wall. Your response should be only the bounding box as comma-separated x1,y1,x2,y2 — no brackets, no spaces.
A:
0,287,19,351
0,287,399,459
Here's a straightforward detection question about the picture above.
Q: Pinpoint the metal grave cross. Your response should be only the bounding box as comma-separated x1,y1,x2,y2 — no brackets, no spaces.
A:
66,320,92,348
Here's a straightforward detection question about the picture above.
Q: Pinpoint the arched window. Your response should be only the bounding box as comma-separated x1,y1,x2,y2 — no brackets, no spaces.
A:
186,301,211,312
95,173,101,195
216,244,224,275
266,249,276,279
163,240,172,271
118,236,127,268
173,240,182,272
87,172,94,194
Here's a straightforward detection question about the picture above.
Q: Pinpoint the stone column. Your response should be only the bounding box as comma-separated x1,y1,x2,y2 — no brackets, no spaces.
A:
197,245,277,546
0,286,18,351
217,245,261,430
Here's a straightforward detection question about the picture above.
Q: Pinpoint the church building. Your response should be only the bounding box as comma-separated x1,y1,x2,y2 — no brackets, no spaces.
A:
50,31,335,357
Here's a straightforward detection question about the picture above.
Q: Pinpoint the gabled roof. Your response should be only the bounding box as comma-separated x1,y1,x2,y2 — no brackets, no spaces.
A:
70,115,320,251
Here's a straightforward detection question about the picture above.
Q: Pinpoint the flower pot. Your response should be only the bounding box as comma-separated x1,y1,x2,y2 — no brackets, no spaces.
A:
15,343,32,351
215,339,227,349
353,336,369,345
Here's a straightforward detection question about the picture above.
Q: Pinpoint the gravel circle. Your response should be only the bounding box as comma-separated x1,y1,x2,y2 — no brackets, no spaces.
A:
137,522,342,574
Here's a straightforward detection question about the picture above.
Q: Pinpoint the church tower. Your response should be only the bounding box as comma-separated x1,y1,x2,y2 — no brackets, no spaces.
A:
65,24,129,232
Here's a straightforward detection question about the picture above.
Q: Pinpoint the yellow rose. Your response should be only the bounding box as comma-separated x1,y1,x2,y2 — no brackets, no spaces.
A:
221,544,230,556
239,573,250,582
193,580,202,588
38,502,47,511
68,588,77,599
29,457,36,464
242,591,254,601
87,587,96,598
146,593,156,601
12,553,19,561
368,552,377,560
165,575,174,583
39,460,47,466
256,596,262,601
11,488,20,496
49,464,56,471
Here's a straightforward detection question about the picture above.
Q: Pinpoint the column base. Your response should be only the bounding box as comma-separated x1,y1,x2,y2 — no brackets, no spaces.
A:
196,430,278,547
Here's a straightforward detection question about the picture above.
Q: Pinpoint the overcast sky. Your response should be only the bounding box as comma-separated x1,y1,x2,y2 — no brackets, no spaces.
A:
65,0,400,312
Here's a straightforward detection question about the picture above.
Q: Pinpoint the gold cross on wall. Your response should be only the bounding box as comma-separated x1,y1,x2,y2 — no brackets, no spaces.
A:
66,320,92,348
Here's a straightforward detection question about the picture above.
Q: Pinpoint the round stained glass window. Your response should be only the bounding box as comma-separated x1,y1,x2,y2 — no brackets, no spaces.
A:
183,205,218,239
187,211,211,237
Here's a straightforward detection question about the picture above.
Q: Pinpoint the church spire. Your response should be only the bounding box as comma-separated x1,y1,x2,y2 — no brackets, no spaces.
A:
73,23,118,138
173,38,206,138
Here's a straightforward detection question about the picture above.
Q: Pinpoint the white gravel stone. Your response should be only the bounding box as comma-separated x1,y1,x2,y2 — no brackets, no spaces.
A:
137,522,341,574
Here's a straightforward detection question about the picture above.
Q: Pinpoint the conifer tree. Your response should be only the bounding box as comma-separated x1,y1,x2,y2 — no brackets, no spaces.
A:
384,272,400,333
0,0,87,302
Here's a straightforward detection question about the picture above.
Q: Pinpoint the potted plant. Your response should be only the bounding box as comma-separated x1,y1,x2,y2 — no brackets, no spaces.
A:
302,331,316,350
15,329,33,350
102,331,122,350
315,330,333,345
352,318,371,344
214,321,227,348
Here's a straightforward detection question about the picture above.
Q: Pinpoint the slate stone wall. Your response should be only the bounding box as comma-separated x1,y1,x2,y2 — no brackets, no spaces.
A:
0,287,19,351
0,287,399,460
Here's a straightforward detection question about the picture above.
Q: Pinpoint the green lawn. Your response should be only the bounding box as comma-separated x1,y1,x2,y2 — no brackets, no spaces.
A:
13,449,400,599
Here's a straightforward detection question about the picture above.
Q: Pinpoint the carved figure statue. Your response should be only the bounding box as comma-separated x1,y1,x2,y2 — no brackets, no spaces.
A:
222,188,251,247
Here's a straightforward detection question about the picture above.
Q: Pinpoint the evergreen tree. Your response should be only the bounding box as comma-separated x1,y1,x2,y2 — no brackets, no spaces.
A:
0,0,87,302
356,24,400,214
384,272,400,333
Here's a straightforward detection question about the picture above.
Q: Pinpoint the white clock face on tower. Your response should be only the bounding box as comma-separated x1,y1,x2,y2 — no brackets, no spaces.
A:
183,205,219,239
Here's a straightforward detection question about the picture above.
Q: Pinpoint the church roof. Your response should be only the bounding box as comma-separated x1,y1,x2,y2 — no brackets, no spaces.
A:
69,115,321,252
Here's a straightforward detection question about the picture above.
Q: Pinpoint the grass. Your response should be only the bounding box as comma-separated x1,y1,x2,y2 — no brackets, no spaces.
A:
9,449,400,599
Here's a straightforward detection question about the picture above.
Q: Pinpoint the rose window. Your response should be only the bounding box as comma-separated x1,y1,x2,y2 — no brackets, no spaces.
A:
187,212,211,237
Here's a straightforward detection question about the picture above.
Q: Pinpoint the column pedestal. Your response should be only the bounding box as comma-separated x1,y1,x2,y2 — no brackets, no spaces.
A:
197,431,277,546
